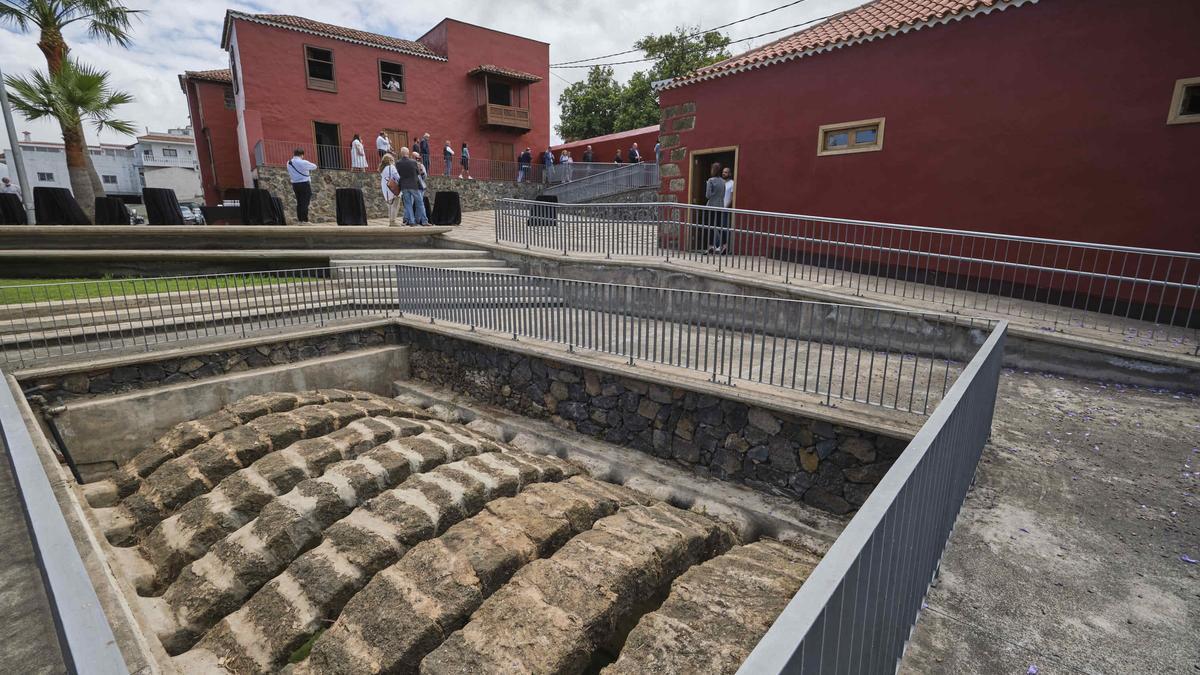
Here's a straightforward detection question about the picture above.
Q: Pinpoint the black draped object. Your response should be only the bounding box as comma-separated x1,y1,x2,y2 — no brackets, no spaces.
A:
94,196,132,225
430,191,462,225
0,193,27,225
335,188,367,226
528,194,558,227
34,187,90,225
143,188,185,225
239,188,284,225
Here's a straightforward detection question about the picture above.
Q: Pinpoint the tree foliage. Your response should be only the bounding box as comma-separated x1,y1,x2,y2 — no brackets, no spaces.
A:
5,59,136,136
556,25,731,141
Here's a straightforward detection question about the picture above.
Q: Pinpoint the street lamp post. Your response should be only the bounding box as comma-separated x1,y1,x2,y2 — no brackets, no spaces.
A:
0,67,36,224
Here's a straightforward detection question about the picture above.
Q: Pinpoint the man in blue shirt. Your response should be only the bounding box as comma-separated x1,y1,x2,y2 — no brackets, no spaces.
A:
286,148,318,223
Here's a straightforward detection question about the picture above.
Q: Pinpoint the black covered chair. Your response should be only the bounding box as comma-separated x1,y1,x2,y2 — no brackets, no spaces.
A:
143,187,185,225
335,187,367,226
0,193,27,225
34,186,90,225
94,196,132,225
240,188,284,225
430,190,462,225
528,194,558,227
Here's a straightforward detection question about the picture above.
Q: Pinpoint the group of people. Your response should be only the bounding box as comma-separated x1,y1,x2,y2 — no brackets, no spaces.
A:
703,162,736,254
360,131,472,180
378,146,431,226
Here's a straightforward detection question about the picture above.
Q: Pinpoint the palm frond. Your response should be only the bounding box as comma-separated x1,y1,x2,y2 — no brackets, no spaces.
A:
3,58,135,138
0,1,33,32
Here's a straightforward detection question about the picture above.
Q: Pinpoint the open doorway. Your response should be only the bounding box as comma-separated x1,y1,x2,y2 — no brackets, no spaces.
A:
313,121,342,169
688,147,737,250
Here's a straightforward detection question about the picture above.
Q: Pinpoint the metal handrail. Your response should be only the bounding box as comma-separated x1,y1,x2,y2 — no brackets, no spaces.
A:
738,320,1006,674
494,199,1200,351
0,374,127,674
541,163,660,203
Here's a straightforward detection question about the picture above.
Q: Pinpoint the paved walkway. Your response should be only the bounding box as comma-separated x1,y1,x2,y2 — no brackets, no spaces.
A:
451,210,1198,364
0,441,67,674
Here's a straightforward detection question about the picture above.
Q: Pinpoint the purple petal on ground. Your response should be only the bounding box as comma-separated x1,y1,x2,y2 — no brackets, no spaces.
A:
1019,528,1030,533
1028,666,1039,675
1182,554,1198,564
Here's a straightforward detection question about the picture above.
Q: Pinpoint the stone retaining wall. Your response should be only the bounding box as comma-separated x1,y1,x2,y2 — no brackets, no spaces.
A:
257,166,542,222
396,326,907,515
26,326,397,404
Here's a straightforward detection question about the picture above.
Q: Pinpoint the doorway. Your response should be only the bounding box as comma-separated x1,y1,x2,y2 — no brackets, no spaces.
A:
688,147,737,250
490,141,515,180
384,129,408,159
313,121,342,169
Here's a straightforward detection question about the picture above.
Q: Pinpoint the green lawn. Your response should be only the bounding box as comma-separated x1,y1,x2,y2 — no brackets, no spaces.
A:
0,276,294,305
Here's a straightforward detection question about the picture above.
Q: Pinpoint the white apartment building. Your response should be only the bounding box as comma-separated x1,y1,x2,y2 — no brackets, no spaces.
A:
133,127,203,201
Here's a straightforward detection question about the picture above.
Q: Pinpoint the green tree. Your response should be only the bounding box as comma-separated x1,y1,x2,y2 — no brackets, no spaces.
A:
555,65,623,142
0,0,143,210
5,60,136,211
556,25,731,140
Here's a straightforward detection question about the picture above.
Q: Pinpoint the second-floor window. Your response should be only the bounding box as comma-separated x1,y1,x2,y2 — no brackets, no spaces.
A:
143,149,153,158
379,60,405,103
37,172,54,182
102,175,117,184
305,45,336,92
162,148,179,157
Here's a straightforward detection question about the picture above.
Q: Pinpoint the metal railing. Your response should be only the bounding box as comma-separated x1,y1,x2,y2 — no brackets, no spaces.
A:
494,199,1200,353
541,162,660,203
0,373,128,673
739,319,1006,674
0,265,985,414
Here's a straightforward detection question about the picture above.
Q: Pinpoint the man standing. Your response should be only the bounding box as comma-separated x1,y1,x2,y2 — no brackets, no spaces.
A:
419,133,431,172
629,142,642,163
518,147,532,183
443,140,454,177
582,145,593,163
654,141,661,165
541,149,554,183
396,147,428,225
0,177,18,194
287,148,318,223
376,131,391,159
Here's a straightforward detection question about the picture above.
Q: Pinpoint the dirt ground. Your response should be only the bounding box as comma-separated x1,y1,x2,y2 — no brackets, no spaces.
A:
902,369,1199,674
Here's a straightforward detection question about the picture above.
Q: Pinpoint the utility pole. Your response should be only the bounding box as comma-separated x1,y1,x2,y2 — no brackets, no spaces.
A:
0,67,36,224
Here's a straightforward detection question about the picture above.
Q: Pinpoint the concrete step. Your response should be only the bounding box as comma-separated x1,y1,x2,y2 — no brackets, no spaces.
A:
324,248,493,261
329,258,512,269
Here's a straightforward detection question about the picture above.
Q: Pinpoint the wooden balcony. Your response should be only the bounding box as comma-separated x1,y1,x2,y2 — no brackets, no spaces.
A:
478,103,531,131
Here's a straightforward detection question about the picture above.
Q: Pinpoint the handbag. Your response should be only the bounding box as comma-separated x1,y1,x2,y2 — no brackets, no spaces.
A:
385,166,400,196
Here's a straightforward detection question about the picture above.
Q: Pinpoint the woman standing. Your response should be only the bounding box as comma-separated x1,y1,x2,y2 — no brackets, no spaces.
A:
379,153,401,226
350,134,367,172
459,142,471,179
704,162,727,254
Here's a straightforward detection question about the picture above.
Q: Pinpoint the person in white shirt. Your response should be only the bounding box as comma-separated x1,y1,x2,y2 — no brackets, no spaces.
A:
286,148,318,223
379,153,401,227
722,166,734,208
376,131,391,159
0,177,18,194
350,134,367,172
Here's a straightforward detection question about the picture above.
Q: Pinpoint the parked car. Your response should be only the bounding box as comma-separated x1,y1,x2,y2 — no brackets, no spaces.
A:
179,204,205,225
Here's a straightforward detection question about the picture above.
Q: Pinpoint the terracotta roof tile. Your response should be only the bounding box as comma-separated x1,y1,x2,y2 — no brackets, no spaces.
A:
467,64,542,83
669,0,1030,88
183,68,232,83
227,12,443,61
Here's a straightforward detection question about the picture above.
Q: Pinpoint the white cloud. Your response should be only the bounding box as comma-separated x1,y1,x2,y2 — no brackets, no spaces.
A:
0,0,862,148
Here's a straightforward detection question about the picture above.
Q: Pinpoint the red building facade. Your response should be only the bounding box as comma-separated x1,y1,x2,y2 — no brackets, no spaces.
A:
657,0,1200,252
551,125,661,164
183,12,550,205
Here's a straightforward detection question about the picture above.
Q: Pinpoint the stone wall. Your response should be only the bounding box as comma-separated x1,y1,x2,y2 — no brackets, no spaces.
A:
579,187,659,205
657,102,696,203
27,326,396,404
257,166,543,222
397,326,907,515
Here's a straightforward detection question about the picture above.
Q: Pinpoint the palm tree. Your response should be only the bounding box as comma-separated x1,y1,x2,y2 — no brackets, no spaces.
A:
0,1,142,204
5,60,135,212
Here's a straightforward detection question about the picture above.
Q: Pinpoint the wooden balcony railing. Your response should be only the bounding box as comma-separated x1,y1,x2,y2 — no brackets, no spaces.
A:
478,103,531,131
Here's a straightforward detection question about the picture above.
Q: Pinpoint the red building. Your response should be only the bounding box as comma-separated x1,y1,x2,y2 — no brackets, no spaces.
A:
182,11,549,205
552,125,661,164
657,0,1200,252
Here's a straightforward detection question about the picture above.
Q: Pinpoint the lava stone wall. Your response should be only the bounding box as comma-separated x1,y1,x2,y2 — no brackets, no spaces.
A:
257,167,543,222
398,327,908,515
26,326,396,404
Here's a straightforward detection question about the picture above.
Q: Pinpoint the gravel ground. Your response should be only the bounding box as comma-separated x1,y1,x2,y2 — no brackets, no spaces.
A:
902,369,1199,674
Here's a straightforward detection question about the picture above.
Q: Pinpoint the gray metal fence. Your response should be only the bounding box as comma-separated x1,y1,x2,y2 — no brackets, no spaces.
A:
494,199,1199,354
541,162,660,202
0,265,985,414
738,319,1006,674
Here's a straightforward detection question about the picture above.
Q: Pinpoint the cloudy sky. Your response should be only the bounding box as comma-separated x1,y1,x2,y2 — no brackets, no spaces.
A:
0,0,862,149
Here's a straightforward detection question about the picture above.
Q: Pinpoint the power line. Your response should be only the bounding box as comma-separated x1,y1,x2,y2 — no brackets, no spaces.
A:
550,11,839,70
548,0,813,67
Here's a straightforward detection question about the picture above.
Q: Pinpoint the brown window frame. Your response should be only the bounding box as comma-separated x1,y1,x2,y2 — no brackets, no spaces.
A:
817,117,885,156
304,44,337,93
378,59,406,103
1167,76,1200,125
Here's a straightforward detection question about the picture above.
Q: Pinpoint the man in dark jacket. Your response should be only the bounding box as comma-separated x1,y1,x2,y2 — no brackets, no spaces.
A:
418,133,431,172
541,149,555,182
629,142,642,163
582,145,593,163
396,149,428,225
518,148,533,182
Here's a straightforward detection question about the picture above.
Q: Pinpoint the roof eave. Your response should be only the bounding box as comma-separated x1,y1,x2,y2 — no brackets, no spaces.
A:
222,10,448,62
663,0,1038,91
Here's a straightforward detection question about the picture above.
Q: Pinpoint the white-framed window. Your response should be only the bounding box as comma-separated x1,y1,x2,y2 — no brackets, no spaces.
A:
102,174,118,184
37,172,54,181
817,118,885,156
1167,76,1200,125
162,148,179,157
